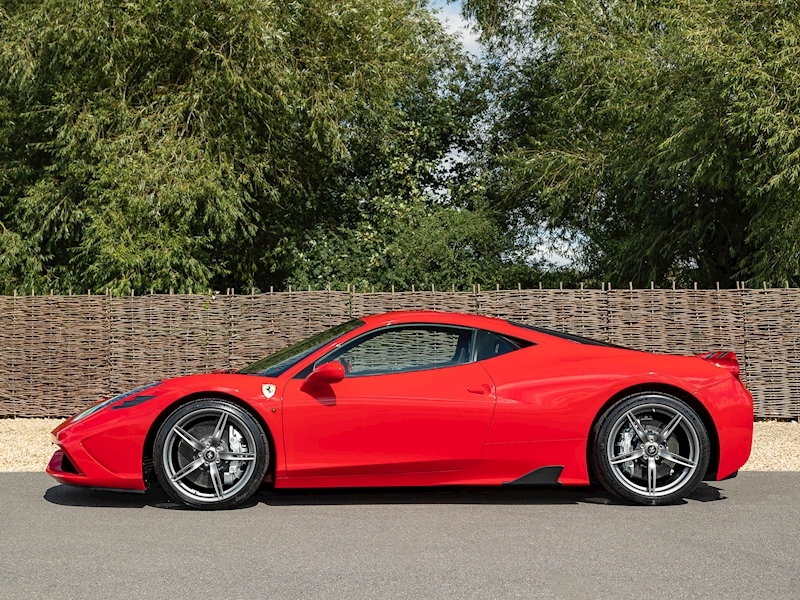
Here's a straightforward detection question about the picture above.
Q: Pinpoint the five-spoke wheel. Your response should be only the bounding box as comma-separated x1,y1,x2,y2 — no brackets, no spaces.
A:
153,399,269,509
592,393,710,505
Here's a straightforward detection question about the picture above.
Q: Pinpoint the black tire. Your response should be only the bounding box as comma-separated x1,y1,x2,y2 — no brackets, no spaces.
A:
153,399,269,510
591,392,710,506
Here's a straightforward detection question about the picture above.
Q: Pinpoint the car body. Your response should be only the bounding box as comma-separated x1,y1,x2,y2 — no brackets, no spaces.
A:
48,310,753,507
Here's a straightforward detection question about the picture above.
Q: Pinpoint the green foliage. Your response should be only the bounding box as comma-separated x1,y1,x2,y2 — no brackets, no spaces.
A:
463,0,800,287
286,93,544,291
289,201,517,291
0,0,534,293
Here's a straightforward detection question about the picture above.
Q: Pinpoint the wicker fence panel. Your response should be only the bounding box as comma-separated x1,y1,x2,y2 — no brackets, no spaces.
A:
606,289,745,356
0,295,110,417
476,289,608,339
0,297,17,415
2,289,800,418
741,289,800,418
349,291,478,317
109,295,230,394
228,292,351,368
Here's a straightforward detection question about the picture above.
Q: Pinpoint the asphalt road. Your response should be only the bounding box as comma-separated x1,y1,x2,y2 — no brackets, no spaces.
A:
1,473,798,600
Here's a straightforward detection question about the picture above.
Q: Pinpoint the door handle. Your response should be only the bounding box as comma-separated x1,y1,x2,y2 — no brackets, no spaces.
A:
467,384,492,395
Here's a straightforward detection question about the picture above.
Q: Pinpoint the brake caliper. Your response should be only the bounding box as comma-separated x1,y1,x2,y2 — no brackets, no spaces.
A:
223,426,247,486
617,427,636,477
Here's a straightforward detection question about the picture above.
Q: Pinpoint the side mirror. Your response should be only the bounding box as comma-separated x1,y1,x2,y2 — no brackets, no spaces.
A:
301,361,345,392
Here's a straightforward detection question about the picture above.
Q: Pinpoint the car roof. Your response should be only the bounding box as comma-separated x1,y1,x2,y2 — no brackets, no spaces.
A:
358,310,623,349
361,310,504,327
358,310,539,340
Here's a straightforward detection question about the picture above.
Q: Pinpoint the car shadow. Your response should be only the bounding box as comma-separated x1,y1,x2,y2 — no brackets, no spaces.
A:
254,481,725,506
687,481,727,503
43,481,725,510
45,484,170,509
254,485,620,506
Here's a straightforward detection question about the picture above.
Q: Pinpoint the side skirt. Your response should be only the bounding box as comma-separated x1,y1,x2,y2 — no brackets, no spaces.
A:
503,465,564,486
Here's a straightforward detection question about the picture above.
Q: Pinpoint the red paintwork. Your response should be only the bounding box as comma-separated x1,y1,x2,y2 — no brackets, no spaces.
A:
282,360,495,477
47,311,754,491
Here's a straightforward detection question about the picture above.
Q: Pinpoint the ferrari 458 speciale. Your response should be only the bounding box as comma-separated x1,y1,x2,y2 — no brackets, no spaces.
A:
48,311,753,508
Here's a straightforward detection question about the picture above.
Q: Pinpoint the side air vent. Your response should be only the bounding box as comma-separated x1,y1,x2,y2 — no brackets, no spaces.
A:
111,395,157,410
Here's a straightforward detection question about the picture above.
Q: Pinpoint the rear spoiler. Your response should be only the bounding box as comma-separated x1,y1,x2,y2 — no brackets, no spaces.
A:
696,351,740,378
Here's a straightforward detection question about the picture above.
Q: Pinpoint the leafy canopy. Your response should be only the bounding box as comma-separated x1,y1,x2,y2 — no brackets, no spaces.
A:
0,0,537,293
463,0,800,287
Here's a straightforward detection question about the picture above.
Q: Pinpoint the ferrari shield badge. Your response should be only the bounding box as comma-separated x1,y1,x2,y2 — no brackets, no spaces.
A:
262,384,277,399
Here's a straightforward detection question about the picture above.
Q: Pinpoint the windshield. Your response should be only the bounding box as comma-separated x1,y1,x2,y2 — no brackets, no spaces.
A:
239,319,365,377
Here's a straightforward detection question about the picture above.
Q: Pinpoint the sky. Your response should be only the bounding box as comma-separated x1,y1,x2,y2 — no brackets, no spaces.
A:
430,1,483,57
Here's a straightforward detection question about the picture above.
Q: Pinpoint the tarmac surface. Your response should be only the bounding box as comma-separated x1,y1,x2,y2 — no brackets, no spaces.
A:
1,472,798,599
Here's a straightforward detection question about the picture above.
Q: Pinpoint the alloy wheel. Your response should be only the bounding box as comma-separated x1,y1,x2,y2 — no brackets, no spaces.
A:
161,407,260,504
605,401,701,499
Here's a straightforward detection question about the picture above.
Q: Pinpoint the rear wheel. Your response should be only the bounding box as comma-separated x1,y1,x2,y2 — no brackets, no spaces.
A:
153,399,269,509
592,393,710,505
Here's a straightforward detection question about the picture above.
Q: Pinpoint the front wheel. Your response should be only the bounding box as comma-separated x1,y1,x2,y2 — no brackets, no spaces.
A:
153,399,269,509
592,393,710,505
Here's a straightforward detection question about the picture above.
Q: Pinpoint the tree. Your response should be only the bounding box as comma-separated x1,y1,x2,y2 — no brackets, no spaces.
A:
285,83,547,291
0,0,529,293
462,0,800,287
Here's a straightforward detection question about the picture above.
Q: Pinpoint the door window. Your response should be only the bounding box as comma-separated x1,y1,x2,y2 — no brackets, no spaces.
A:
318,325,474,377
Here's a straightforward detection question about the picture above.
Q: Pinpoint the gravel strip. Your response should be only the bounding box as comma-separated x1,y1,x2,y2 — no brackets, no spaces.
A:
0,419,62,472
2,418,798,472
742,420,800,470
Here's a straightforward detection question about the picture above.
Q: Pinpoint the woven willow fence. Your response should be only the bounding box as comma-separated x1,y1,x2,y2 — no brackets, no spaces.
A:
0,288,798,418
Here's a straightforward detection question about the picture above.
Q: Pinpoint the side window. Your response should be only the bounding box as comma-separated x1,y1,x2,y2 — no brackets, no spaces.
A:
475,329,528,361
319,325,474,377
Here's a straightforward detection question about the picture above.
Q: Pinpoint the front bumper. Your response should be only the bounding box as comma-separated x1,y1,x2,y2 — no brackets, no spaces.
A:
46,449,85,485
46,444,146,491
47,415,149,491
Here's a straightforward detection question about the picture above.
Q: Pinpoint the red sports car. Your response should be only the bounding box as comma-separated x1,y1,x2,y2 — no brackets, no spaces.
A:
48,311,753,508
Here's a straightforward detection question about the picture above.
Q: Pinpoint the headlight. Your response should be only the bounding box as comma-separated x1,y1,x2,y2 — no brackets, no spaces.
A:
72,382,162,423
